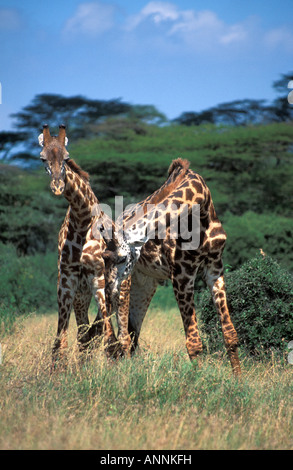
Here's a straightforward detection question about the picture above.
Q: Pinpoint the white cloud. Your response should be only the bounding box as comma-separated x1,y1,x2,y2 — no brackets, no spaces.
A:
125,2,249,50
263,27,293,50
125,1,179,31
220,24,248,45
169,9,222,35
62,1,292,56
63,2,116,36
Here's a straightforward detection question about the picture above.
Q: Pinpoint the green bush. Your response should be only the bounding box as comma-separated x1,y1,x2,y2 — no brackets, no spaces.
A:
223,211,293,271
198,254,293,356
0,243,57,334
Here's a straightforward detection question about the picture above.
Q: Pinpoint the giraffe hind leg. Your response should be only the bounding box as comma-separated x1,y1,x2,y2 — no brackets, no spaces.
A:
204,262,241,377
172,276,203,365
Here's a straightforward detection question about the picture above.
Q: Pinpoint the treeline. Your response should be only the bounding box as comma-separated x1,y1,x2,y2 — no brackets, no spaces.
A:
0,95,167,165
1,72,292,165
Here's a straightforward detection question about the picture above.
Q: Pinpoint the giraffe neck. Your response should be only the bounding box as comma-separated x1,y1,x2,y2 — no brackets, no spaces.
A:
63,165,102,230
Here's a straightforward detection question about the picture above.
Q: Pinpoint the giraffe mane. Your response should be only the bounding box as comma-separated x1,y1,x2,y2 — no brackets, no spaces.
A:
167,157,190,177
122,158,191,232
66,158,90,182
147,158,190,206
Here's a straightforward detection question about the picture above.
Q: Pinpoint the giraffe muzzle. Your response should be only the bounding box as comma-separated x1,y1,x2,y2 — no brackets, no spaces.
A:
50,178,65,196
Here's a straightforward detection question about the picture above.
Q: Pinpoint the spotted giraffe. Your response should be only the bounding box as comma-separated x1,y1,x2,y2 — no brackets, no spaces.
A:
38,124,137,364
103,158,241,376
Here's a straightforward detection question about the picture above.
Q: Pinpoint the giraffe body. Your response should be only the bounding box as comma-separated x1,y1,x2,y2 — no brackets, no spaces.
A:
39,125,126,365
105,158,241,376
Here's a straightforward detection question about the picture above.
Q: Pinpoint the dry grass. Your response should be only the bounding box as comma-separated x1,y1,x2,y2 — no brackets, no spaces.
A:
0,306,292,450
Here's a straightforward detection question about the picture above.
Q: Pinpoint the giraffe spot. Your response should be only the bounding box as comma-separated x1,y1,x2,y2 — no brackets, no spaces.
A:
174,264,182,276
72,245,81,262
209,226,226,238
172,200,182,208
185,188,194,201
200,217,209,229
191,180,203,193
67,226,75,241
61,277,69,288
173,190,183,199
211,238,226,251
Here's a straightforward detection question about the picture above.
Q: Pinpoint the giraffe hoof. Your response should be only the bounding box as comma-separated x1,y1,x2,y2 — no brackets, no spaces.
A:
104,338,123,360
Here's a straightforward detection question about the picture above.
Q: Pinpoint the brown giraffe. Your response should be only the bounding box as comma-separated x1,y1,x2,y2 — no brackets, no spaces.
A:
103,158,241,376
38,124,133,364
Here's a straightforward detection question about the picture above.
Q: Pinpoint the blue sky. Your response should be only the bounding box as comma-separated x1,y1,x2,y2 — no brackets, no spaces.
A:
0,0,293,130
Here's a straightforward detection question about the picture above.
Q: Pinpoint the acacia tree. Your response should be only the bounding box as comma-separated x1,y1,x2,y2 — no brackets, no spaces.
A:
174,99,272,126
0,131,27,161
2,94,167,164
174,72,293,126
270,71,293,122
2,94,132,163
10,93,132,147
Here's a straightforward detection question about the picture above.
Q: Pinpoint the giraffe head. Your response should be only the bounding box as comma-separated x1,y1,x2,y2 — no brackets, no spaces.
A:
102,228,148,299
38,124,69,196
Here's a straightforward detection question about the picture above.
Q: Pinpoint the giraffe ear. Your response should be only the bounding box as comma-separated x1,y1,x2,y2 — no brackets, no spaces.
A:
38,133,44,147
65,137,68,147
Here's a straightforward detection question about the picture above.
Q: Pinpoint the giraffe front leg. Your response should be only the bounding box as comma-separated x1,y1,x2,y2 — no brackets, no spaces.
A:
205,266,241,377
93,276,119,359
51,295,72,370
128,271,158,354
51,272,78,371
73,288,93,352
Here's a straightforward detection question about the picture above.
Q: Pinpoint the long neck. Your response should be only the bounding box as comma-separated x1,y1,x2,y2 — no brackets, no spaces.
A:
63,165,102,229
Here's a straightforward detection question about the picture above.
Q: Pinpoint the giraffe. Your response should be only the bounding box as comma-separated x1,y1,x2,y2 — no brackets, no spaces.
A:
102,158,241,376
38,124,136,364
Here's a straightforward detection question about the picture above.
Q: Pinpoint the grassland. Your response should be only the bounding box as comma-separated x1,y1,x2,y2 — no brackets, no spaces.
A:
1,293,292,450
0,122,292,450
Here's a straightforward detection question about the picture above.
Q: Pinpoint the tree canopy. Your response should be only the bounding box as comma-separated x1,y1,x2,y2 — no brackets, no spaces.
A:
1,71,292,164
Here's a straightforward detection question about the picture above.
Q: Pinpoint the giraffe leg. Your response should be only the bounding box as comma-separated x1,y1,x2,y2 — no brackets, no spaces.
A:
128,271,158,354
52,273,78,369
172,276,203,365
73,289,93,352
87,304,104,341
116,277,132,357
204,264,241,377
92,275,119,358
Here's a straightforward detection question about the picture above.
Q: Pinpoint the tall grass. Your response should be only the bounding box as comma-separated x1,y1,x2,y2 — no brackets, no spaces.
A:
0,303,292,450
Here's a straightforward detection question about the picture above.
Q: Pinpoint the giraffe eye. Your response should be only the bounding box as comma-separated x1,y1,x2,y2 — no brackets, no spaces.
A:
117,255,127,265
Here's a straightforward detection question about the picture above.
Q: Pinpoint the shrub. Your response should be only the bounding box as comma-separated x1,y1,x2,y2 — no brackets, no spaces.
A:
0,243,57,335
198,254,293,356
222,211,293,272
